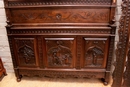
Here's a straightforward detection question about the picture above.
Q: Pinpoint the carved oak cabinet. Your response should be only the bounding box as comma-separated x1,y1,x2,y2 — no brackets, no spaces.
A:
4,0,116,85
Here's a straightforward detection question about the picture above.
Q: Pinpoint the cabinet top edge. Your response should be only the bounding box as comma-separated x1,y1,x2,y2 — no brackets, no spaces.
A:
3,0,117,7
4,5,117,8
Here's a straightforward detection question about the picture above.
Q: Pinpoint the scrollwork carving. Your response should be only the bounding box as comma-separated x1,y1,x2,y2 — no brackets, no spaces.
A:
11,9,109,23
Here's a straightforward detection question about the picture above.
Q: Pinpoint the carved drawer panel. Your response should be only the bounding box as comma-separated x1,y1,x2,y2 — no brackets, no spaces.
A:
82,37,109,68
14,38,39,67
10,8,110,23
44,38,76,68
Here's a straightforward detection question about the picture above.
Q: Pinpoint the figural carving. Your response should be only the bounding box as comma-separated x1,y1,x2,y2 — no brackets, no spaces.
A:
47,41,72,67
85,46,104,67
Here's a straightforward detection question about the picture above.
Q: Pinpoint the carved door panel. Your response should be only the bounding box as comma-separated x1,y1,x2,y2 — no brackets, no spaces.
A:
82,37,109,68
14,38,39,67
44,38,76,68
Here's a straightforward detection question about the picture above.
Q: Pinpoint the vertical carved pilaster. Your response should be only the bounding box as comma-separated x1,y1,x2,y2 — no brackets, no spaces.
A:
8,37,17,68
112,0,130,87
37,37,44,68
76,36,82,69
8,37,22,81
104,36,115,85
122,43,130,87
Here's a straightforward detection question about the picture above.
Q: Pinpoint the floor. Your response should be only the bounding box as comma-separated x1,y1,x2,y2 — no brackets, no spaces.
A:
0,73,112,87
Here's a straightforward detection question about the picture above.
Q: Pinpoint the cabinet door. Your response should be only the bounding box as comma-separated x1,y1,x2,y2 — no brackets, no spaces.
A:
83,37,109,68
14,38,39,67
44,38,76,68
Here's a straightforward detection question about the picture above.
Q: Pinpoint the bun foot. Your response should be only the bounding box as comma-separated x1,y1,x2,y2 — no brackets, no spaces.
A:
17,75,22,82
101,78,108,86
103,81,108,86
17,78,21,82
4,72,7,76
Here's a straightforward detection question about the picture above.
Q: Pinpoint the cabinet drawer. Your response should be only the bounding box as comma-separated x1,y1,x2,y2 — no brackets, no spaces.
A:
10,8,110,23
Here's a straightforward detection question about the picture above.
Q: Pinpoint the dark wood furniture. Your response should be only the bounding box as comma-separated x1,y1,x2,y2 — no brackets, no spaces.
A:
4,0,117,85
0,57,7,81
112,0,130,87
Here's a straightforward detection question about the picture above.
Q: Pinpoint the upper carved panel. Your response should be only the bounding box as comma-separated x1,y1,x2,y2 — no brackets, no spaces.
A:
10,8,109,23
8,0,112,6
45,38,75,68
18,45,34,64
85,46,104,67
84,38,108,68
14,38,37,67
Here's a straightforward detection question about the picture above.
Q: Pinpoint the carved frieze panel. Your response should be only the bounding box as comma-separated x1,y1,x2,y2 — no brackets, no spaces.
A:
19,70,105,79
8,0,112,6
10,8,109,23
14,38,38,67
8,29,111,35
45,38,75,68
83,38,109,68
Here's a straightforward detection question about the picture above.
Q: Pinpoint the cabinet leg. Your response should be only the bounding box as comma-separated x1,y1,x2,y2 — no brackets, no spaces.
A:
3,70,7,76
16,75,22,82
103,81,108,86
101,78,108,86
3,72,7,76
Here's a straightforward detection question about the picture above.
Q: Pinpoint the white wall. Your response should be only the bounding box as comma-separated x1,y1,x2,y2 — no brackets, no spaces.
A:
0,0,122,73
0,0,13,72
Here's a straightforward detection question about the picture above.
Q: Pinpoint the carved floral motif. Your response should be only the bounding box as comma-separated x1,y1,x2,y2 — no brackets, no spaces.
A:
18,45,34,64
15,39,36,66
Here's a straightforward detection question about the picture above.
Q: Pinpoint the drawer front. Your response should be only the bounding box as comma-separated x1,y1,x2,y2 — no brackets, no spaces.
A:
13,38,39,67
43,37,76,68
10,8,110,23
82,37,109,68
